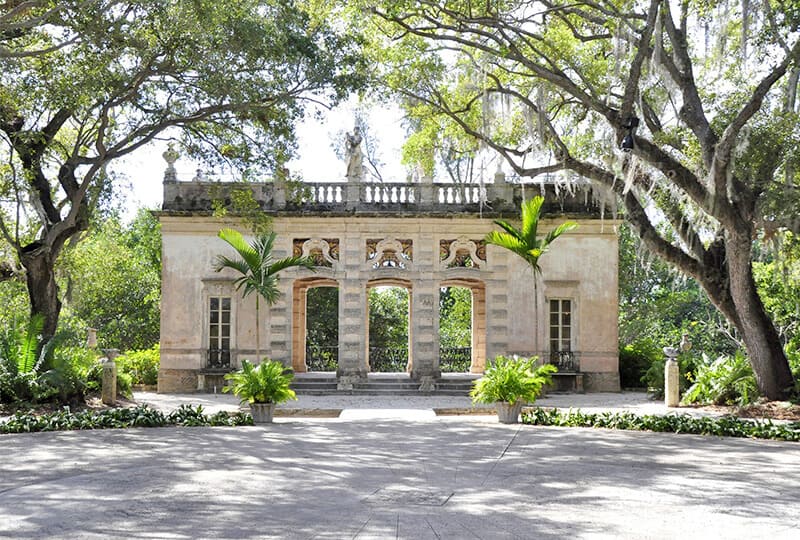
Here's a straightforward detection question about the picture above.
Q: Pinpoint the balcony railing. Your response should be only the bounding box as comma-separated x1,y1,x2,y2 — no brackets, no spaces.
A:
206,349,231,370
305,345,338,372
439,346,472,372
369,346,408,372
549,350,578,372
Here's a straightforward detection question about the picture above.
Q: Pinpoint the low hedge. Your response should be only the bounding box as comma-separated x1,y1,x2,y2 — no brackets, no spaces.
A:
523,408,800,442
0,404,252,434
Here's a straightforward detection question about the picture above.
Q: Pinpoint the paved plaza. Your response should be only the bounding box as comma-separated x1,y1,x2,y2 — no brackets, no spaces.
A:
1,393,799,539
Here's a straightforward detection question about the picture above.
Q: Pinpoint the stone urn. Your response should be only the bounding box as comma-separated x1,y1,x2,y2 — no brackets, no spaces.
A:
250,403,276,424
496,401,525,424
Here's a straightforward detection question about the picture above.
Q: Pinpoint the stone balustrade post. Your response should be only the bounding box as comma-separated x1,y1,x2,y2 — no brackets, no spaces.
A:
493,171,513,203
273,176,287,209
345,177,360,211
419,175,435,209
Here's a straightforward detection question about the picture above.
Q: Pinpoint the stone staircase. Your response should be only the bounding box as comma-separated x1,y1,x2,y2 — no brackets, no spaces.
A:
291,372,479,396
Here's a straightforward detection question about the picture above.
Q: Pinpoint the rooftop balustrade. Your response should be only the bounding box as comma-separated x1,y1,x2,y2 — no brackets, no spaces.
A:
161,168,613,218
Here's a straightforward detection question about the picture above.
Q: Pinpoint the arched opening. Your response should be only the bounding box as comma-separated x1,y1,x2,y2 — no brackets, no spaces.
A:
366,279,412,373
292,277,339,372
441,279,486,373
439,286,472,372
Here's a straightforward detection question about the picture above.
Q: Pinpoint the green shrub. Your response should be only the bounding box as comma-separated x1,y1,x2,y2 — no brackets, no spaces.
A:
38,347,99,402
522,408,800,442
223,359,297,405
470,356,557,405
682,351,759,406
0,404,252,434
116,345,160,386
619,339,662,388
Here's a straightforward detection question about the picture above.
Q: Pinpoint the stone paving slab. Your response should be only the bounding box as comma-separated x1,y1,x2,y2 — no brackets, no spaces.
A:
0,418,798,539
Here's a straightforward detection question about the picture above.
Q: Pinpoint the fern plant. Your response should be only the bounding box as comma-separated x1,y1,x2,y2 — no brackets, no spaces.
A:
683,351,759,406
223,359,297,404
471,355,557,406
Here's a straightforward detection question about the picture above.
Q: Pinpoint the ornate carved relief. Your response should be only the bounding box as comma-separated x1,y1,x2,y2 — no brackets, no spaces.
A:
293,238,339,268
366,238,413,269
440,237,486,269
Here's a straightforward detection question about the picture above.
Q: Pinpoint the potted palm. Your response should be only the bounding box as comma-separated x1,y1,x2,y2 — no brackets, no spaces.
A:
223,359,297,423
470,355,557,424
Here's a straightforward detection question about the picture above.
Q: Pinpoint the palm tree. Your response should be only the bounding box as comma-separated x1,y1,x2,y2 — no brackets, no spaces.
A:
214,229,315,363
485,196,578,353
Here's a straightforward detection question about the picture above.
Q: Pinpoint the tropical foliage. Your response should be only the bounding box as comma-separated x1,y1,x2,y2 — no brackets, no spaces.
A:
115,345,160,386
471,356,557,406
523,408,800,443
59,210,161,351
0,404,252,434
223,359,297,405
215,229,315,360
485,196,578,275
682,351,760,407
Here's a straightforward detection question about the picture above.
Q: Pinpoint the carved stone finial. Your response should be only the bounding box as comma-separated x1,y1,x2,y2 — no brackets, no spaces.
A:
162,143,179,181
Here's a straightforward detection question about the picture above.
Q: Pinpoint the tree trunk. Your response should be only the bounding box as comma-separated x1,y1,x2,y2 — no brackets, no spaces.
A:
20,246,61,343
726,232,795,400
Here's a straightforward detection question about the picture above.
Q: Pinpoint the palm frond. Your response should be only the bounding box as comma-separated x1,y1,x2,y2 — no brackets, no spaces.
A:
544,221,579,246
485,231,528,255
520,196,544,241
218,228,261,272
267,256,316,277
491,218,524,241
214,255,251,277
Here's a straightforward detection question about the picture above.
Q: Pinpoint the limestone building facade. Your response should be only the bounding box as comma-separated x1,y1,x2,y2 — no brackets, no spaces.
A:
157,171,621,393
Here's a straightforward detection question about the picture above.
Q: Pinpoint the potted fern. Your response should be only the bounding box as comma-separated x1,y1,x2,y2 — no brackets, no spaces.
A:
223,359,297,423
470,355,557,423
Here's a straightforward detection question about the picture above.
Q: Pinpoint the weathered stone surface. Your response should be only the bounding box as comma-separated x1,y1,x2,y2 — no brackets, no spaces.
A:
158,369,198,393
101,360,117,405
583,372,621,392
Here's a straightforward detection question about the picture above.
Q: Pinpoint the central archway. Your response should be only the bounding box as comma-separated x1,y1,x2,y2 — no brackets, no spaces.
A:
366,278,413,373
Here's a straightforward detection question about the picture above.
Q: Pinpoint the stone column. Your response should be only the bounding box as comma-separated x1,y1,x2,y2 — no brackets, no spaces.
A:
410,279,440,388
337,235,367,389
485,247,510,362
409,233,439,387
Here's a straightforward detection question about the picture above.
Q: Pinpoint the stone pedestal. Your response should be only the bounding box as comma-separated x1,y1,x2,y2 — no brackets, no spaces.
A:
101,359,117,405
665,358,680,407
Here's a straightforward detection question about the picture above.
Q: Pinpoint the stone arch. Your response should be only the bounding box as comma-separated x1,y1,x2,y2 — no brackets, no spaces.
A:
292,277,339,372
366,277,413,373
441,278,487,373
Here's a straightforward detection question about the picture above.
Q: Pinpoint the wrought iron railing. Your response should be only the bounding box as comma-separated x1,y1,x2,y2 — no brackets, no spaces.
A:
369,346,408,372
305,345,338,372
439,346,472,372
207,349,231,370
549,350,578,372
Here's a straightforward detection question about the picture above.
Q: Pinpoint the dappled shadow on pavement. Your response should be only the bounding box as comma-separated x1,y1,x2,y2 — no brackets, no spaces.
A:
1,420,798,539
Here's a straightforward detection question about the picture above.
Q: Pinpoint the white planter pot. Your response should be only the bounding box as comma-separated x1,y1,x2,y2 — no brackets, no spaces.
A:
496,401,524,424
250,402,276,424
